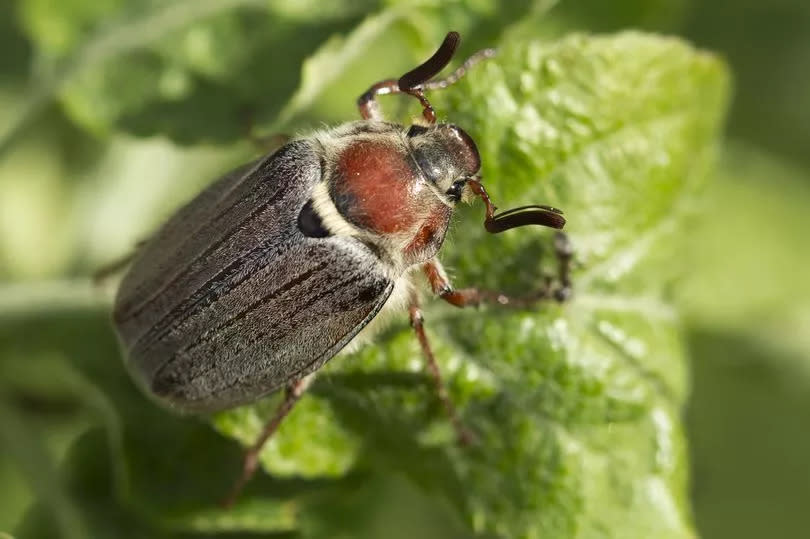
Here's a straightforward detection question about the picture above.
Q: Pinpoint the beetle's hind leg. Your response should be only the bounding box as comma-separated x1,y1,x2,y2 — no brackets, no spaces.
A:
423,232,574,308
248,132,291,154
93,251,138,284
409,294,476,445
92,239,149,284
240,107,291,153
220,377,311,508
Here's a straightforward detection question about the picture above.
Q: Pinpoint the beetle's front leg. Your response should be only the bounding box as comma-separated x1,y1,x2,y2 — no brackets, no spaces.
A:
423,231,574,308
409,294,475,445
220,376,311,508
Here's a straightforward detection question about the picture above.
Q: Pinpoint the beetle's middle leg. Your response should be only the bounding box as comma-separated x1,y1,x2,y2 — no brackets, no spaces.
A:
408,294,476,445
423,231,574,308
221,376,311,507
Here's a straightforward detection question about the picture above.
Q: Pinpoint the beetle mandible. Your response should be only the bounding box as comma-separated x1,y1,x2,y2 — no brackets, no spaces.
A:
112,31,571,506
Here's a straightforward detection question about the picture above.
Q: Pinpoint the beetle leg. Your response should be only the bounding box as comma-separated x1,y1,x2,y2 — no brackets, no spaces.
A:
240,107,291,152
423,236,574,308
249,133,291,154
357,79,402,121
220,377,311,508
356,79,438,123
92,239,148,284
409,294,476,445
239,104,291,153
93,252,138,284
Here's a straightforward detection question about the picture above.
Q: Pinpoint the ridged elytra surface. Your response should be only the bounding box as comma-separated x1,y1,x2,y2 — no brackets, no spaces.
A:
114,141,393,412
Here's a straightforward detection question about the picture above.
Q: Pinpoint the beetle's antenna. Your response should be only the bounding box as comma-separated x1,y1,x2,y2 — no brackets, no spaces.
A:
421,47,496,91
397,32,460,90
484,205,567,232
468,178,566,233
357,31,492,124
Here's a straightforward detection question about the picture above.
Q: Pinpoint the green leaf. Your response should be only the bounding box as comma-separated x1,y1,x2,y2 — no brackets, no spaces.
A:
214,32,729,538
433,33,726,536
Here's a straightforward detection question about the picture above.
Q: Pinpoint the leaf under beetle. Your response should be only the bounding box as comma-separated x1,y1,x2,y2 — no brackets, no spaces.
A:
213,32,730,538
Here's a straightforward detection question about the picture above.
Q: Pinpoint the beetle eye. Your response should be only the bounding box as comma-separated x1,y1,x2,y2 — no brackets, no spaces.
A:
445,180,465,202
406,124,429,138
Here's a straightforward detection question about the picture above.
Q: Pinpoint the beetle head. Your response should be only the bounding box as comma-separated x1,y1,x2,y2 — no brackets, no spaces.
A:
406,123,481,202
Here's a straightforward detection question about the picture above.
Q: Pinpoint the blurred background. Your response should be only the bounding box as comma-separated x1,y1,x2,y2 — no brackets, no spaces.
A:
1,0,809,537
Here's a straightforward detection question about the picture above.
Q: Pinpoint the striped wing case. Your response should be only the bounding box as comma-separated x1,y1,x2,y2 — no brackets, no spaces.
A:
113,141,393,412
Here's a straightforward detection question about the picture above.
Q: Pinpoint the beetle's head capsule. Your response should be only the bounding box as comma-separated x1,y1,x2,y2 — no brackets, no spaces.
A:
406,123,481,201
404,122,565,231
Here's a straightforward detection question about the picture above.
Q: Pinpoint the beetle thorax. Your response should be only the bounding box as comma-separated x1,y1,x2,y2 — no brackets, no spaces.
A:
309,122,482,271
332,137,437,236
303,129,423,268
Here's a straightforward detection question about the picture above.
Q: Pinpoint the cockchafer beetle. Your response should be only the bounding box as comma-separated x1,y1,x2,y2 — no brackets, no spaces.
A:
111,31,571,505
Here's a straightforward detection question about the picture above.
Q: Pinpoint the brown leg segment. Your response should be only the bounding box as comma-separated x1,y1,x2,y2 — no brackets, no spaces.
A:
249,133,290,154
409,296,475,445
92,239,149,284
422,241,574,310
240,105,291,153
356,79,439,123
220,378,310,507
357,79,401,120
92,251,138,284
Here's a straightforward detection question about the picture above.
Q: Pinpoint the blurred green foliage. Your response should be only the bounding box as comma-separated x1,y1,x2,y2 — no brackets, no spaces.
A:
1,1,808,538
